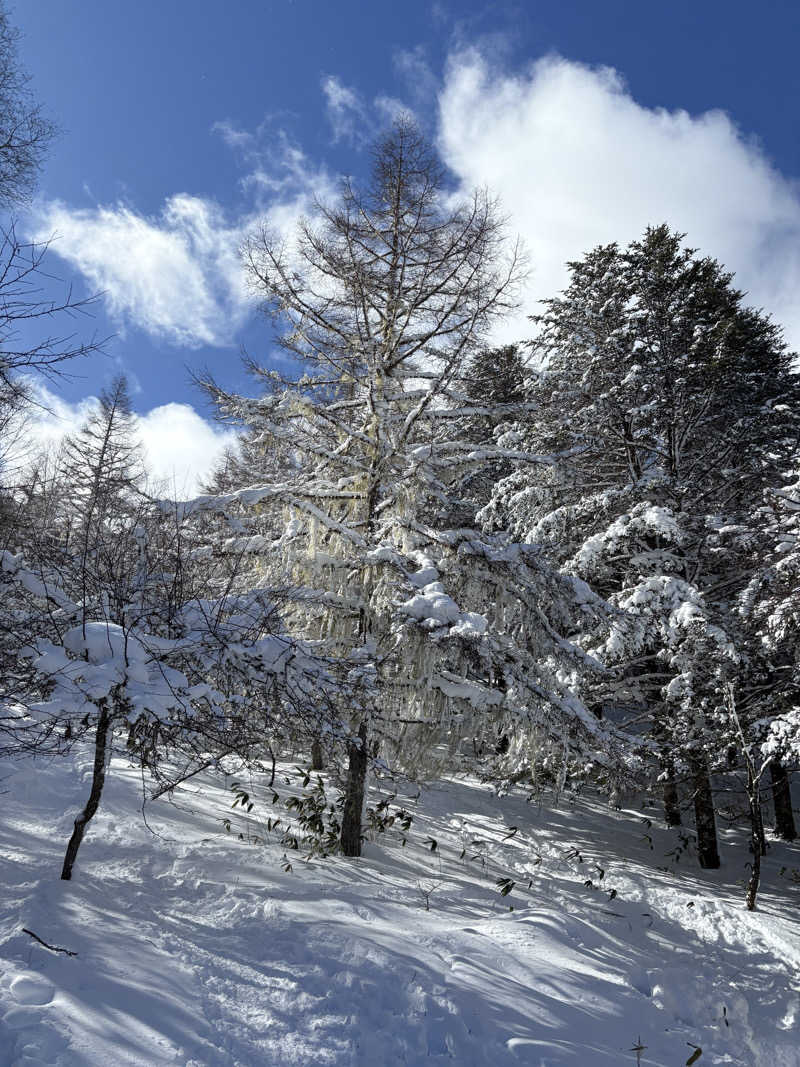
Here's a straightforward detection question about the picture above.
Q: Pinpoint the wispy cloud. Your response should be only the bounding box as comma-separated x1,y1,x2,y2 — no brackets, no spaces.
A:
438,50,800,349
393,45,439,107
322,75,373,146
31,129,336,350
211,118,258,154
29,52,800,359
32,194,250,348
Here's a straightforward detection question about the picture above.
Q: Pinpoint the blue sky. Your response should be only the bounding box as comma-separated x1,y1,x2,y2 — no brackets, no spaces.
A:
13,0,800,489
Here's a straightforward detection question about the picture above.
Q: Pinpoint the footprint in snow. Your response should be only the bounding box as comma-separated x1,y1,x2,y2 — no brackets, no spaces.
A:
627,967,652,997
9,974,55,1005
2,974,68,1066
3,1005,42,1029
262,899,287,926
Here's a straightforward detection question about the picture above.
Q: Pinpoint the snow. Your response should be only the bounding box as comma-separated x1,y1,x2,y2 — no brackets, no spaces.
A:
28,623,193,723
62,622,148,667
397,560,489,640
398,581,488,638
570,506,682,578
1,752,798,1066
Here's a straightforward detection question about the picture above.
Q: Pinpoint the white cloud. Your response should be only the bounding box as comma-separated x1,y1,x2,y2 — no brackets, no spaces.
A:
31,130,338,350
136,402,237,496
323,74,421,150
9,384,236,496
31,51,800,363
5,388,97,468
240,131,337,216
30,192,292,352
393,45,439,106
374,95,414,126
322,75,372,145
437,51,800,348
211,119,257,154
34,195,250,348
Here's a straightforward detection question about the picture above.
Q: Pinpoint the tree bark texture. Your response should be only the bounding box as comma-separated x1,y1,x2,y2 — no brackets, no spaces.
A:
663,773,682,827
61,705,112,880
745,763,765,911
310,738,325,772
770,758,797,841
691,760,720,869
340,720,368,857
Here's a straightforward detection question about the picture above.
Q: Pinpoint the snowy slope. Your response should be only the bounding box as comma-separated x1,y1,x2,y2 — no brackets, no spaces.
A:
0,751,798,1066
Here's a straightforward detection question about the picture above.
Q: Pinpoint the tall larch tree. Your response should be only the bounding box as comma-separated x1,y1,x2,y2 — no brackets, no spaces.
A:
195,122,610,856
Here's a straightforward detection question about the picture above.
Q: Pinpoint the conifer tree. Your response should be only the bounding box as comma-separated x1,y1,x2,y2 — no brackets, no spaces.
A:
448,344,531,523
197,122,608,856
484,225,800,868
738,466,800,841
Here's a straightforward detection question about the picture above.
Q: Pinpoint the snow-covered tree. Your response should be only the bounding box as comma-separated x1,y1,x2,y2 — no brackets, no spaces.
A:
735,466,800,842
483,225,800,867
446,343,531,524
0,379,340,879
196,122,610,856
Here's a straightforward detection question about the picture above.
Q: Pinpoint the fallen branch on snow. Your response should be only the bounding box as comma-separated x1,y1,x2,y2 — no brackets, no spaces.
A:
22,927,78,957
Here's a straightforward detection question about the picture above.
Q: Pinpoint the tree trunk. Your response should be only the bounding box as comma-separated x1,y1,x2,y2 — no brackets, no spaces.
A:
61,704,112,880
756,802,768,857
663,772,682,827
770,758,796,841
310,738,325,771
691,760,720,869
340,720,368,857
745,763,765,911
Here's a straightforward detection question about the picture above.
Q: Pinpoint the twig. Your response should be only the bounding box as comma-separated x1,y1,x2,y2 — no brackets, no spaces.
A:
22,927,78,957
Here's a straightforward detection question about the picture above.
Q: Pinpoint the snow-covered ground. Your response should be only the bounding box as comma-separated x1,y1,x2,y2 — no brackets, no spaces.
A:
0,751,798,1066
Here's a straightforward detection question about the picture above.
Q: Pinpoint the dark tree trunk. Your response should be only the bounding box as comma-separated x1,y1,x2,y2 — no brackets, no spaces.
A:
310,738,325,771
691,760,720,869
757,802,768,857
663,772,682,827
657,744,682,826
745,764,765,911
61,704,112,880
340,720,368,858
770,758,796,841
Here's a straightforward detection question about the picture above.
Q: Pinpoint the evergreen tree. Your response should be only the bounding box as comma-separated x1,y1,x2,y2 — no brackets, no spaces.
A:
447,344,531,524
738,465,800,841
484,225,800,868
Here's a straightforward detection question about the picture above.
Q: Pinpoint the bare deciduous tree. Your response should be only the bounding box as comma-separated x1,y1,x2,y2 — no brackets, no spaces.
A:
198,122,608,857
0,1,56,208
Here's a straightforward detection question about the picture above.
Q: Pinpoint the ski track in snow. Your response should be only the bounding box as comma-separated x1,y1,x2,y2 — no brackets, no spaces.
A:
0,755,798,1066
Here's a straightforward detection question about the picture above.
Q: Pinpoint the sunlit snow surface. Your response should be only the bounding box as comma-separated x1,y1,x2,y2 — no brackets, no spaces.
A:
0,753,798,1065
